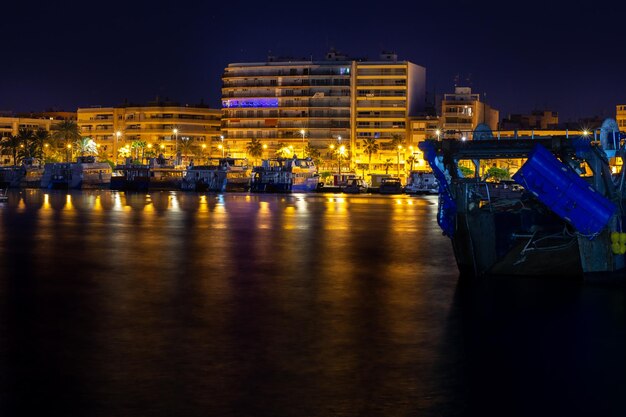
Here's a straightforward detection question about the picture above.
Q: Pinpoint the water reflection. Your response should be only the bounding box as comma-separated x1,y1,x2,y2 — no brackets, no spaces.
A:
0,189,625,416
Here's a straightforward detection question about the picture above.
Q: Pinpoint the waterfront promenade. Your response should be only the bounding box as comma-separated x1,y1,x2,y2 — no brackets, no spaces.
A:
0,190,625,417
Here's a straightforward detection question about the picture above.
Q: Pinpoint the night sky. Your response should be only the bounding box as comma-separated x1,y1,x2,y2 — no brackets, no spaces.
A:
2,0,624,123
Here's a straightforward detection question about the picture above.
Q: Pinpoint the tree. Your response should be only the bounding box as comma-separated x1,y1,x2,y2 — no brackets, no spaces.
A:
131,140,148,161
0,134,21,165
33,128,49,160
16,128,35,161
486,166,510,181
178,137,193,160
390,134,405,176
384,159,393,175
406,155,417,172
74,137,98,156
363,137,379,169
51,120,82,151
246,138,263,165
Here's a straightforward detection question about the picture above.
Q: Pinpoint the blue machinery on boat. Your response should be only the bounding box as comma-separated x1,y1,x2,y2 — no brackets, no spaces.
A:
419,125,626,278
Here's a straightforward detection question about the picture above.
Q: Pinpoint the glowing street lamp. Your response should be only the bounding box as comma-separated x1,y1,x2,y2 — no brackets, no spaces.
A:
436,129,441,141
300,129,306,158
66,143,72,162
396,145,403,176
115,130,122,163
338,144,346,179
219,135,225,157
172,128,179,160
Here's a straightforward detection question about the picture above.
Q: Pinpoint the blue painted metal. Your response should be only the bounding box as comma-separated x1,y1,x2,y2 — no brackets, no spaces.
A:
512,143,617,236
419,140,456,237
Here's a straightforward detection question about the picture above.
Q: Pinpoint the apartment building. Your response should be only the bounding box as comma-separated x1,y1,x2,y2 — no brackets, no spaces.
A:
617,104,626,130
440,86,499,139
221,51,426,172
77,102,221,162
0,111,75,138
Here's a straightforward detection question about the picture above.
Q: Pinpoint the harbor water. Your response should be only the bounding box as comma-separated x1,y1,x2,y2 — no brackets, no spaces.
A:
1,189,625,416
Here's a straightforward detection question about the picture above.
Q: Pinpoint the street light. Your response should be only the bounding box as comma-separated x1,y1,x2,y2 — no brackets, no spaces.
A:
66,143,72,162
435,129,441,141
300,129,306,158
397,145,403,176
338,144,346,180
173,128,178,160
220,135,225,157
115,130,122,163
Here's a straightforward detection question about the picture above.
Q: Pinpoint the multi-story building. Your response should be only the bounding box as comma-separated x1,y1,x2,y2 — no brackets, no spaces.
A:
440,86,499,139
406,115,441,171
617,104,626,130
77,101,221,162
0,111,75,138
221,51,426,173
500,110,559,130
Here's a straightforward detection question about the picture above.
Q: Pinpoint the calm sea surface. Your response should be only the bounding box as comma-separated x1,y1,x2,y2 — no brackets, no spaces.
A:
1,189,625,417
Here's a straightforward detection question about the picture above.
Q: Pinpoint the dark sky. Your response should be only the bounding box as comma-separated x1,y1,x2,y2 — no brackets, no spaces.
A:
2,0,624,123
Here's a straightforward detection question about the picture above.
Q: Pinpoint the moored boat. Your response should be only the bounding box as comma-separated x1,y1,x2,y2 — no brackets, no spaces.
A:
41,156,112,189
0,158,45,188
181,157,250,192
419,126,626,279
404,171,438,195
250,157,319,193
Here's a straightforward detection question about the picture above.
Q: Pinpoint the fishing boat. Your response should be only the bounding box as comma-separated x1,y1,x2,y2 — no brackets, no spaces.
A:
419,122,626,279
181,157,251,192
0,158,45,188
250,157,319,193
41,156,112,189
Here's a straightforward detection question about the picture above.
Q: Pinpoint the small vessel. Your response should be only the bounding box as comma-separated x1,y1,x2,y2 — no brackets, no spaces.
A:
378,177,404,195
342,177,368,194
404,171,438,195
0,158,45,188
419,126,626,279
41,156,112,189
181,157,251,192
250,157,319,193
111,155,185,191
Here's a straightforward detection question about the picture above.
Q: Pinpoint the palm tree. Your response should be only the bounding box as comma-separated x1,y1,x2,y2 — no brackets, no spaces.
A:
51,120,82,154
131,140,147,162
390,134,405,176
246,138,263,165
74,137,98,156
363,137,379,170
16,128,35,161
178,137,193,161
384,159,393,175
33,128,49,160
406,155,417,172
1,134,21,165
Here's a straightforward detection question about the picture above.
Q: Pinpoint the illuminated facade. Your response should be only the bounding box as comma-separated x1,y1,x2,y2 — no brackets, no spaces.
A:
221,51,426,173
77,104,221,162
407,116,441,171
440,86,499,139
617,105,626,130
0,112,74,137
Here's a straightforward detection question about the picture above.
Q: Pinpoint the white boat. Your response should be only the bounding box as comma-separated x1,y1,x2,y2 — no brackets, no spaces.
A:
41,156,112,189
250,157,319,193
181,157,251,192
404,171,439,194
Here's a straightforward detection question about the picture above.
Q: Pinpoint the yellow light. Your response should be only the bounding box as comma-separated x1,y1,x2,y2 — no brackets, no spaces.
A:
67,144,72,149
160,144,165,149
262,144,267,149
398,145,402,150
329,144,335,150
116,131,121,137
173,128,178,134
202,144,206,149
218,144,223,149
147,144,152,148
